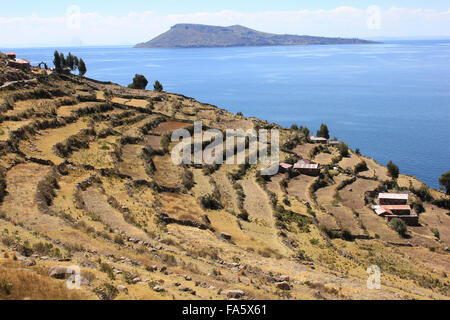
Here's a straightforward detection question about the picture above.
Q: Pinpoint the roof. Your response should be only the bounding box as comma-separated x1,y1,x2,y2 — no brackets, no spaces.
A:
310,136,327,141
380,205,411,215
15,59,30,64
297,159,312,165
6,53,16,55
279,163,293,169
378,193,409,200
294,163,319,170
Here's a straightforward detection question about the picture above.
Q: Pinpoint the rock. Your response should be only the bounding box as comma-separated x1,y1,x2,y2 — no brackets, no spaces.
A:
48,265,75,279
22,259,36,267
152,285,164,292
276,281,291,290
174,282,181,287
118,285,128,293
160,266,167,272
225,290,245,299
221,232,232,241
185,275,192,281
132,277,141,284
280,275,290,282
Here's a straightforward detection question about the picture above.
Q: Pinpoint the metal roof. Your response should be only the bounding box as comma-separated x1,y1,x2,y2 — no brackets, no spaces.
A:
378,193,409,200
310,136,327,141
294,163,319,169
279,163,293,169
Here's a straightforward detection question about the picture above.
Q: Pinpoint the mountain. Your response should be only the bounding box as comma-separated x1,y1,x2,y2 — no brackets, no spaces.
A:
135,24,377,48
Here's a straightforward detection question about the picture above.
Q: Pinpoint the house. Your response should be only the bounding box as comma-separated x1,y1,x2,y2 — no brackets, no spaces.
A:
6,53,16,60
328,140,339,146
293,162,320,176
372,193,418,225
279,162,293,173
297,159,312,165
378,193,409,205
309,136,327,144
8,59,31,70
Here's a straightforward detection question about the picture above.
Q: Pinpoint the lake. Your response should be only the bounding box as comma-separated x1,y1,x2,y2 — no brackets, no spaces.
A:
2,41,449,189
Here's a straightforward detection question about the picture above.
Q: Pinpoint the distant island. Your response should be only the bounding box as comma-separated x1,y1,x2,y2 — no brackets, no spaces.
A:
135,24,377,49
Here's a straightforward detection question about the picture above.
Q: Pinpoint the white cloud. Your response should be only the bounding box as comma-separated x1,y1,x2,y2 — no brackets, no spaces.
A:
1,7,450,47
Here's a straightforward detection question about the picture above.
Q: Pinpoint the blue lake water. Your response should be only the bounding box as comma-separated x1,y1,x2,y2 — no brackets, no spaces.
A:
2,41,450,189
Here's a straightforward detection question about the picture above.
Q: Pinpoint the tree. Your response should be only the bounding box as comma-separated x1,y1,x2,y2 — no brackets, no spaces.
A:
78,59,87,76
390,218,407,238
59,52,66,69
439,171,450,195
387,160,399,179
154,80,163,92
53,50,62,73
317,124,329,139
128,74,148,90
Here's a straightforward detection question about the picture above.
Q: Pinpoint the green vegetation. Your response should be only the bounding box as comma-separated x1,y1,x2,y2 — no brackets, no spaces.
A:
200,193,223,210
128,74,148,90
387,160,399,180
390,218,407,238
439,171,450,195
53,50,86,75
337,142,349,157
154,80,163,92
316,123,329,139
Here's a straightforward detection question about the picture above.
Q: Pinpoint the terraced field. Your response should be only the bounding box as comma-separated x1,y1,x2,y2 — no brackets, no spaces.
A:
0,62,449,301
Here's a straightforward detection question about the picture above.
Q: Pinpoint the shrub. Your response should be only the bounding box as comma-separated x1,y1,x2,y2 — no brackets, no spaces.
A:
99,263,115,280
128,74,148,90
431,228,440,239
113,235,124,245
200,194,223,210
354,160,368,173
439,171,450,195
387,161,399,179
94,283,118,300
0,279,12,296
390,218,407,237
337,142,349,157
237,210,249,221
153,80,163,92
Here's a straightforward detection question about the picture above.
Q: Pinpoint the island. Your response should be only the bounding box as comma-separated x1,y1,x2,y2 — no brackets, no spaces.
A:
135,24,377,48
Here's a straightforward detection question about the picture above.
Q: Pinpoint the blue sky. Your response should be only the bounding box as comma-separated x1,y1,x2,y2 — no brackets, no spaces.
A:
2,0,450,17
1,1,449,46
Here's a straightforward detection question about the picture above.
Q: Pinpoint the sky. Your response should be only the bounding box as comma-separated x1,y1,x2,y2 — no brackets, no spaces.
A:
1,0,450,47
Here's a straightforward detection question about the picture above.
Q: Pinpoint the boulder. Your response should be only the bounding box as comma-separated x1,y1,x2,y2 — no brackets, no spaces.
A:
276,281,291,290
117,285,128,293
48,265,74,279
225,289,245,299
152,285,164,292
221,233,232,241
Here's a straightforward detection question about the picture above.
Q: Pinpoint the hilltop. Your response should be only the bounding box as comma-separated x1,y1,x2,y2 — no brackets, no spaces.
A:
135,24,376,48
0,54,449,300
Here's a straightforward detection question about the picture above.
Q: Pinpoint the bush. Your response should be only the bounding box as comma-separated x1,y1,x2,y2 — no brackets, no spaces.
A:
390,218,407,237
94,283,119,300
114,235,124,245
128,74,148,90
316,124,330,139
354,160,368,173
337,142,349,157
431,228,440,239
99,263,115,280
0,279,12,296
387,160,399,179
153,80,163,92
200,194,223,210
237,210,249,221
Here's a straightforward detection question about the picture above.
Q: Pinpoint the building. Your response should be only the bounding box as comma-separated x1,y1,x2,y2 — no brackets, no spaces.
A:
309,136,327,144
372,193,418,225
293,162,320,176
6,53,16,60
378,193,409,205
328,140,340,146
278,162,293,173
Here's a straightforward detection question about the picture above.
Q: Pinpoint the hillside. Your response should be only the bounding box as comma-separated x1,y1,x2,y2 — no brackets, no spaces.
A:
135,24,376,48
0,54,449,300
